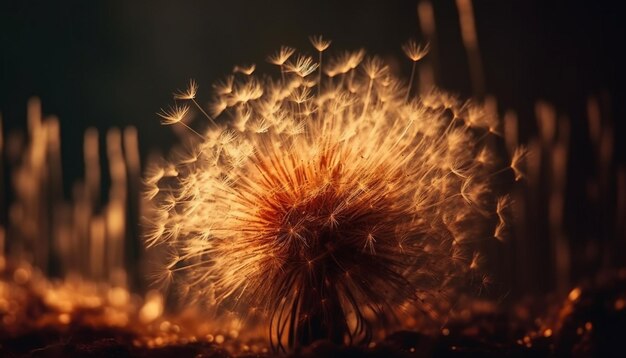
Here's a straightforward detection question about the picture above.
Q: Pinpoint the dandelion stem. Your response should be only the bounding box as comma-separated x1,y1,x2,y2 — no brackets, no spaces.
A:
406,61,417,102
361,78,374,119
191,98,217,127
179,121,204,139
318,51,323,99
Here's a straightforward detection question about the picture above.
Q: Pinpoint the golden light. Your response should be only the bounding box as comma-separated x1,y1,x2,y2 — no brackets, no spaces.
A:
1,1,624,356
144,38,518,351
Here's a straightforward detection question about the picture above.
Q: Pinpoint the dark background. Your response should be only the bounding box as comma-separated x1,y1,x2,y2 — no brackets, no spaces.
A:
1,0,625,296
2,0,624,163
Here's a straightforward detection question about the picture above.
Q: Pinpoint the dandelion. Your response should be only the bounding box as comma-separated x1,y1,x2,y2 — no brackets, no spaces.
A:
402,40,429,100
146,40,515,352
309,35,332,97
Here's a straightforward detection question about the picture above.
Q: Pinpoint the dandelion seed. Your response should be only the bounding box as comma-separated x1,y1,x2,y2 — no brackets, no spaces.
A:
267,46,296,66
213,75,235,95
284,55,319,77
173,79,198,100
402,40,429,101
511,146,528,181
172,79,217,126
310,35,332,98
231,78,263,103
233,64,256,75
402,40,430,62
157,104,189,125
347,49,366,69
362,56,388,80
363,233,377,254
210,98,228,117
157,104,205,138
495,195,511,241
290,87,312,104
143,184,160,201
479,275,492,294
309,35,331,52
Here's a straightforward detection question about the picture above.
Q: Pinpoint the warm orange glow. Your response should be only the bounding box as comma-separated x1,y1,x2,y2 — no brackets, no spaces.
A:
139,290,164,324
543,328,552,337
568,287,581,302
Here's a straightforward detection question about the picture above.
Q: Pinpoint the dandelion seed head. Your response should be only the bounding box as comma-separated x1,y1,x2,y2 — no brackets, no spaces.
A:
146,41,514,351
